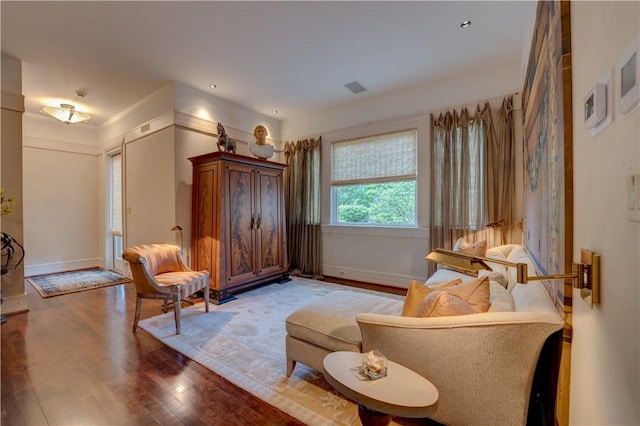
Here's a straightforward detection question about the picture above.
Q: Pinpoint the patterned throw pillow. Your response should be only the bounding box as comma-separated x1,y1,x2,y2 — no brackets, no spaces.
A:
401,279,461,317
416,276,490,317
416,291,476,317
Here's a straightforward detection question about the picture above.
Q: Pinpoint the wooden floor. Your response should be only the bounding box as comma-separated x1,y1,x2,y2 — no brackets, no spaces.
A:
1,276,413,426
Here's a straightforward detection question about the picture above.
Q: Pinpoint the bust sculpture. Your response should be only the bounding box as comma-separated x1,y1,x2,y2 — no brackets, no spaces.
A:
249,125,274,160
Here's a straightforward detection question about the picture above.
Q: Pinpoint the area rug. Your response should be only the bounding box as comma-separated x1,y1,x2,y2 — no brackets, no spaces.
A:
27,268,131,298
138,277,404,426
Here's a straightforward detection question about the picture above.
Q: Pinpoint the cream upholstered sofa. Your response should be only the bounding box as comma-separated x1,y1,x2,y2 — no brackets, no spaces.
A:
285,244,564,426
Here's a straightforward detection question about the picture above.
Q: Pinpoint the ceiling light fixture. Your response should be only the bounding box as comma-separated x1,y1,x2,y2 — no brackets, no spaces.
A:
460,20,472,28
209,83,217,88
41,103,91,125
272,110,278,114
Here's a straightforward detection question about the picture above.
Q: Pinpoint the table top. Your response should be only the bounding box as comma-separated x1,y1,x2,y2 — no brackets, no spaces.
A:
323,351,438,418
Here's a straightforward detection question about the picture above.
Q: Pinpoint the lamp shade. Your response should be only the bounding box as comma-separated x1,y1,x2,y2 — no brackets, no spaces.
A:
425,249,492,272
42,103,91,124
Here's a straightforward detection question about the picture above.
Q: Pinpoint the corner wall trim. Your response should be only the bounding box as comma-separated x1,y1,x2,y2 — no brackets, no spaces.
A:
1,90,25,112
1,293,29,315
25,258,105,278
322,264,416,288
123,112,175,144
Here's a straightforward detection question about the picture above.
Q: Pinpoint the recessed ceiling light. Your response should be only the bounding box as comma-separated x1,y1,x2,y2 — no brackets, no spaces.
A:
460,20,472,29
209,83,217,88
272,110,278,114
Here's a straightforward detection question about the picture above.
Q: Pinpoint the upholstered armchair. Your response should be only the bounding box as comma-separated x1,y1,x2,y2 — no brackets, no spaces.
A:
123,244,210,335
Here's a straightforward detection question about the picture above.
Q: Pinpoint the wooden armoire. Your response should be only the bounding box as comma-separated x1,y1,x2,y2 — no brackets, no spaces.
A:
189,152,288,304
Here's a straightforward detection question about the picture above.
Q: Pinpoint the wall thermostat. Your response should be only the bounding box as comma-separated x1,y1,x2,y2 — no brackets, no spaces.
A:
584,83,607,129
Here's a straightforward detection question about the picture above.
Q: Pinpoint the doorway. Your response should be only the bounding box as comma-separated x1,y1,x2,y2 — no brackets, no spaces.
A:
108,151,125,273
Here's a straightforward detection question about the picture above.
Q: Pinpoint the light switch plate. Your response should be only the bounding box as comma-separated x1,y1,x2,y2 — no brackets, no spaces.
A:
589,70,613,137
627,173,640,222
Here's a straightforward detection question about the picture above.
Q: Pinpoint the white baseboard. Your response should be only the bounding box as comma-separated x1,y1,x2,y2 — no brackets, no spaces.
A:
25,257,105,277
1,292,29,315
322,265,418,289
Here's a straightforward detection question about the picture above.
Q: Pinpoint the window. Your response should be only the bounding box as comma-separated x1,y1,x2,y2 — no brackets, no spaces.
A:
109,152,124,272
331,129,417,225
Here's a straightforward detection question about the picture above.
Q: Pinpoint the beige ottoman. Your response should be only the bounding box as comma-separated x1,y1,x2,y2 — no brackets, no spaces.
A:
285,290,402,376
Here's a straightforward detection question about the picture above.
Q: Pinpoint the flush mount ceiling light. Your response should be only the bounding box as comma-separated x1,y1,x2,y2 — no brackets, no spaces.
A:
41,103,91,125
460,20,472,28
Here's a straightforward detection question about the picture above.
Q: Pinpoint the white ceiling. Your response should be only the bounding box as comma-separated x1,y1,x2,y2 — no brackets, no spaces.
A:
1,1,536,126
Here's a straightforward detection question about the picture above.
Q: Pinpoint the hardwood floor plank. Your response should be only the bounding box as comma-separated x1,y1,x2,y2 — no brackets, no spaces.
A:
1,282,304,426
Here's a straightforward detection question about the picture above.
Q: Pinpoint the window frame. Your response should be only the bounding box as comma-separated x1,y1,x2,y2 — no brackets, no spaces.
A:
330,128,418,227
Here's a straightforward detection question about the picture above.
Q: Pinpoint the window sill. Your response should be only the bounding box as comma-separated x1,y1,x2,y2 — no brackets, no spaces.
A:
321,224,428,238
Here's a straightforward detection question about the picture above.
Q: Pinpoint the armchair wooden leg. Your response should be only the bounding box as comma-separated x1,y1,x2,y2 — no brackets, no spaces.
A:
133,296,142,333
173,294,181,335
286,359,297,377
204,284,210,312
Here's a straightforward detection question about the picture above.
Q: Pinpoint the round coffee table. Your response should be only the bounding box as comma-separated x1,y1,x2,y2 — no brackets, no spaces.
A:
323,351,438,426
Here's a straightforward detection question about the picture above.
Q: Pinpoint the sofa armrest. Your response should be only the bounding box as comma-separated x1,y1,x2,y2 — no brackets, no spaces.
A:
356,312,563,426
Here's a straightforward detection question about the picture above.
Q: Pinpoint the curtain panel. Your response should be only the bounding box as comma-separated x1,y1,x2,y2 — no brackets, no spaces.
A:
429,96,518,274
283,137,322,278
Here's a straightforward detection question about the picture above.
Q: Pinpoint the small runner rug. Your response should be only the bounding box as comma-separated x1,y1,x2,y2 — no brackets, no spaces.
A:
27,268,131,298
139,277,405,426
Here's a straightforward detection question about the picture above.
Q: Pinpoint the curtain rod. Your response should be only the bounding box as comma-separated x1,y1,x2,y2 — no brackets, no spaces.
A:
433,92,521,116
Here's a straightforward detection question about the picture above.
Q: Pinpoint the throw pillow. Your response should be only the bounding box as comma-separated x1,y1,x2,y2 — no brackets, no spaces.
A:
479,270,509,288
402,279,461,317
488,281,515,312
428,278,462,289
445,238,488,276
457,239,487,257
416,291,476,317
443,275,490,313
452,237,467,251
402,278,462,317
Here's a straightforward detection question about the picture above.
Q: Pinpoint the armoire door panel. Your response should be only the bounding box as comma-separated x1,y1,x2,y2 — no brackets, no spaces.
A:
256,170,282,273
193,164,218,277
227,165,256,282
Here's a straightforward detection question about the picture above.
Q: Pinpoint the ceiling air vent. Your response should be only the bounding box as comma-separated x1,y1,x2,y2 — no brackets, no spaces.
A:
344,81,367,94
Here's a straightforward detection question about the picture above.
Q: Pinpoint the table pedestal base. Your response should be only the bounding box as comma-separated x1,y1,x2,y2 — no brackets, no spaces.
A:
358,403,391,426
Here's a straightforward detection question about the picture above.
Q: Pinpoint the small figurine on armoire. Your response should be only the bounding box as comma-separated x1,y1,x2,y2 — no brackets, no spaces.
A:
216,122,237,154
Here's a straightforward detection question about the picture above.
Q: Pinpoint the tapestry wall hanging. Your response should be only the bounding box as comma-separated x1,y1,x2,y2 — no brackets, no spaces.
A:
522,0,573,313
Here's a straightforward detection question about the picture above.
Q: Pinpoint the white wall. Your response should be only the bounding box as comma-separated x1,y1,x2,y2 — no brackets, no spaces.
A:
282,59,524,286
21,113,103,276
174,127,220,264
282,58,524,141
1,53,27,314
124,126,175,249
175,82,282,146
570,2,639,425
22,141,101,275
